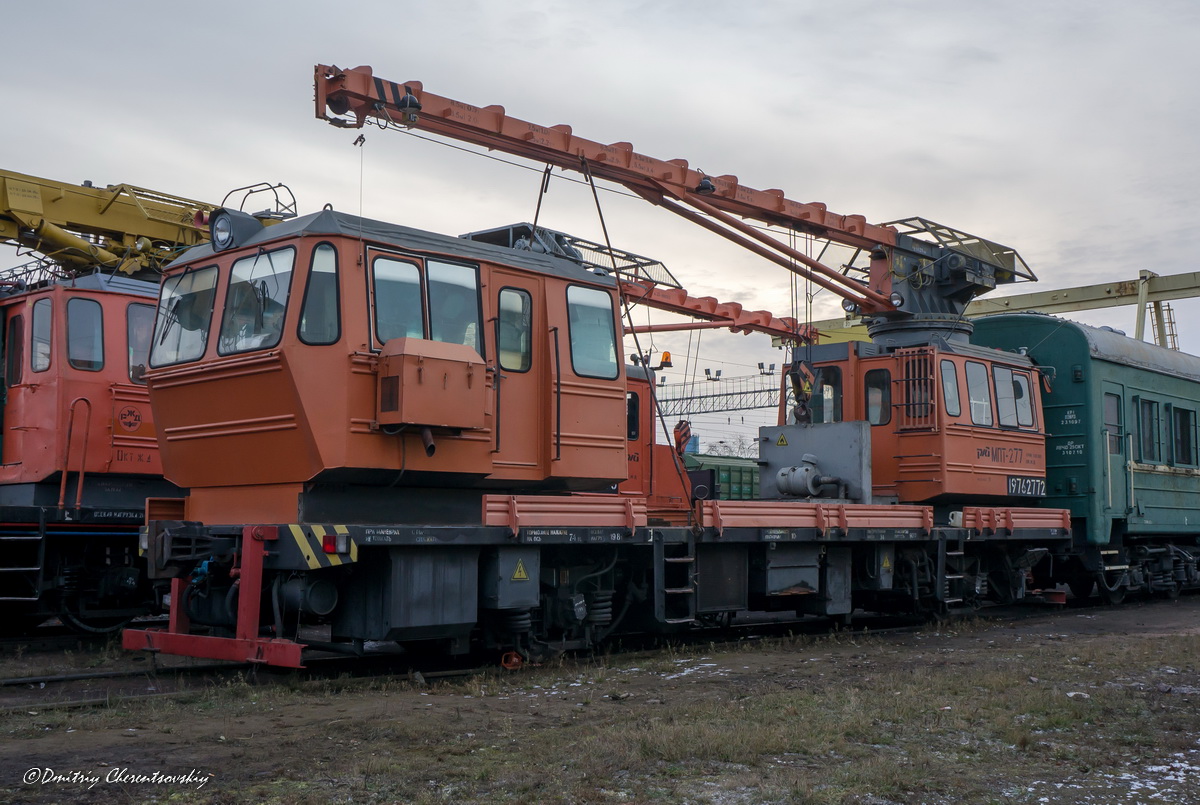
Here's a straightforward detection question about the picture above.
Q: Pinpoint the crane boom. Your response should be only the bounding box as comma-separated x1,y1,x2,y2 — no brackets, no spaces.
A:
315,64,892,310
315,63,1034,333
1,169,217,278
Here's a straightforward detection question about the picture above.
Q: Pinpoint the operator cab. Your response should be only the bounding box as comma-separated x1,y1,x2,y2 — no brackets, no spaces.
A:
785,339,1047,504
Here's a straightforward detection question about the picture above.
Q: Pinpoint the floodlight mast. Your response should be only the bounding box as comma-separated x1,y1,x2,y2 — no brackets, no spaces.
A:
315,64,1032,343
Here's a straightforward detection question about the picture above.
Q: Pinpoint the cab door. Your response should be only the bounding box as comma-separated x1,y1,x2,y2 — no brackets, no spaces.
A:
1,304,28,472
488,270,546,481
0,306,10,462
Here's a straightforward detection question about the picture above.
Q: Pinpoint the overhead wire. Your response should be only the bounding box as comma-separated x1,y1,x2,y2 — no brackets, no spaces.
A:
572,156,695,524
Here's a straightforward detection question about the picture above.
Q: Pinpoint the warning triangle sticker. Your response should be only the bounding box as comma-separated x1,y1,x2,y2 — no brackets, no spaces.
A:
511,559,530,581
776,434,789,446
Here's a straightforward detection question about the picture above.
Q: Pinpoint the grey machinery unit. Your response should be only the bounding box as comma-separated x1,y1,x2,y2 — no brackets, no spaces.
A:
747,421,891,617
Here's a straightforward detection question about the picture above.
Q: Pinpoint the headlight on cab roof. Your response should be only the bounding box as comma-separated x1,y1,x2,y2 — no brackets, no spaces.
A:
209,208,264,252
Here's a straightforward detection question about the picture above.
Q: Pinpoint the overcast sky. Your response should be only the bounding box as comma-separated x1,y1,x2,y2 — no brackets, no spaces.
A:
6,1,1199,448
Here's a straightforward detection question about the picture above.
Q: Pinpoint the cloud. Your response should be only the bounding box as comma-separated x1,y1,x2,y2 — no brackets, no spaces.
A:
5,0,1200,405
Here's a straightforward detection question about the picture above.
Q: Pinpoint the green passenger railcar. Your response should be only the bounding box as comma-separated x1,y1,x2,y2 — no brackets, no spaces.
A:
974,313,1200,601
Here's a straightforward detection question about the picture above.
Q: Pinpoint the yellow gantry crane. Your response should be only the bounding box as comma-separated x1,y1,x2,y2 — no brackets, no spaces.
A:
814,268,1195,349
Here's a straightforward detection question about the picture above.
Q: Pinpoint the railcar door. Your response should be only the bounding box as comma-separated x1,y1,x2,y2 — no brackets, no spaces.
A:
1,302,33,472
488,270,546,480
1101,384,1128,517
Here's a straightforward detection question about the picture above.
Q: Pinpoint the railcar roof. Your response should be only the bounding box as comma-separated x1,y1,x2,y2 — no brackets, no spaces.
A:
169,208,618,287
976,312,1200,382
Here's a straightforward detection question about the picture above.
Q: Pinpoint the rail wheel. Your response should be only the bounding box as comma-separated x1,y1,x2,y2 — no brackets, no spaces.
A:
1095,572,1127,606
1067,577,1094,601
60,610,133,635
0,605,47,636
1155,579,1183,600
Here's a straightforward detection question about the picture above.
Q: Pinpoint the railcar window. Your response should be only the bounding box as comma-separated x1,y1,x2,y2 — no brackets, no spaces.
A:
31,298,51,372
566,285,618,380
940,360,961,417
299,243,340,345
1173,407,1196,465
965,361,993,426
218,247,295,355
1013,372,1035,428
1140,399,1160,462
809,366,843,424
992,366,1018,427
5,315,23,387
865,369,891,425
373,257,424,343
127,303,154,384
1103,393,1122,455
67,298,104,371
150,266,218,367
498,288,532,372
428,261,482,355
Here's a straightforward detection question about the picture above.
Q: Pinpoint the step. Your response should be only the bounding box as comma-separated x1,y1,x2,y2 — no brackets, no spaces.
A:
663,587,695,595
663,556,695,564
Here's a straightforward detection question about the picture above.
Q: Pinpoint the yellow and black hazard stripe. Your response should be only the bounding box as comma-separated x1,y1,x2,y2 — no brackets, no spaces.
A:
287,524,359,570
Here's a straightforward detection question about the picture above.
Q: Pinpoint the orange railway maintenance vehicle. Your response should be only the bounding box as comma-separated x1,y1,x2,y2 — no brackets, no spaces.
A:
123,66,1072,667
0,170,219,632
0,171,291,633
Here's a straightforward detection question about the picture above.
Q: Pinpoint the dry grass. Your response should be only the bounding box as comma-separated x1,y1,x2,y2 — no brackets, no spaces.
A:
2,613,1198,804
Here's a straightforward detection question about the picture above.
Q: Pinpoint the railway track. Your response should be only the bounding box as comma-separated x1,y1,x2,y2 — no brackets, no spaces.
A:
0,597,1104,714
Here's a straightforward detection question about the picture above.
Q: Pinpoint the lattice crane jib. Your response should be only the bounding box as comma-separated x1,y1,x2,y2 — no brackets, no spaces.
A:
314,64,1035,346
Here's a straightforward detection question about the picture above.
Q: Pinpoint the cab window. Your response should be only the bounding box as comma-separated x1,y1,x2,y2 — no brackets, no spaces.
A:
864,369,891,425
299,243,340,345
218,247,295,355
809,366,843,424
31,298,52,372
5,315,23,387
965,361,993,426
1013,372,1035,428
428,261,482,354
940,360,961,417
566,285,618,380
627,391,640,440
127,303,155,384
992,366,1018,427
498,288,532,372
67,297,104,371
151,266,219,367
373,257,424,342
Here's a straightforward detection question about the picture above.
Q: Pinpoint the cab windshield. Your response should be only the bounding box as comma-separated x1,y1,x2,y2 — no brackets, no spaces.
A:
150,265,219,367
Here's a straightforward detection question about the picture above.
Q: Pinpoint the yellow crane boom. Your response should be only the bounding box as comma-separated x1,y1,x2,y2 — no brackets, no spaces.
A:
1,169,216,277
